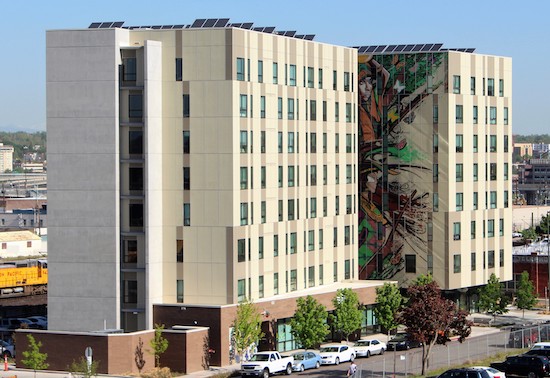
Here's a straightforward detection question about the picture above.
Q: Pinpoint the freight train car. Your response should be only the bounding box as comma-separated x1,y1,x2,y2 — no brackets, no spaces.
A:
0,259,47,298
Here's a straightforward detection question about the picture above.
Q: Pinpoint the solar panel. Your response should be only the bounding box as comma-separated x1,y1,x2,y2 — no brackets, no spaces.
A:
358,46,368,53
403,44,415,52
230,23,242,28
89,22,101,28
161,25,173,29
304,35,315,40
99,22,114,28
264,27,275,33
242,22,253,29
203,19,217,27
432,43,443,51
112,21,124,28
173,25,185,29
466,48,475,53
366,46,376,52
295,34,304,39
421,44,433,52
152,25,162,29
253,27,263,31
191,19,206,28
374,45,386,52
385,45,398,53
284,31,296,37
215,18,229,27
394,45,406,52
412,44,423,52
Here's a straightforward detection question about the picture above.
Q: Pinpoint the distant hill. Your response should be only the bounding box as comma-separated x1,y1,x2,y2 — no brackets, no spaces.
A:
513,134,550,144
0,131,46,161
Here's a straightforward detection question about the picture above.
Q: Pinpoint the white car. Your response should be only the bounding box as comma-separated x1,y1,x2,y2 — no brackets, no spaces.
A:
319,344,355,365
353,338,386,357
471,366,506,378
0,340,15,358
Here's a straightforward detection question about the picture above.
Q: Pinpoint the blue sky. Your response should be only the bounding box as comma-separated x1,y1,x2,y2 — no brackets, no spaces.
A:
1,0,548,134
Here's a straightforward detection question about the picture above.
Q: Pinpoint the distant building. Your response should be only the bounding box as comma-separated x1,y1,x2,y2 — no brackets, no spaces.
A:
514,142,533,159
0,230,43,258
0,143,14,173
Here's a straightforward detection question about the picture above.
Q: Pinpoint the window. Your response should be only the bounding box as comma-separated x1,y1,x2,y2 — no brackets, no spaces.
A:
471,220,476,239
261,202,266,224
123,57,136,81
335,164,340,184
308,230,315,251
344,72,350,91
129,167,143,191
499,79,504,97
471,252,476,271
470,77,475,95
504,163,509,181
288,98,295,120
456,105,463,123
260,96,266,119
456,193,463,211
273,235,279,257
335,133,340,153
125,239,138,263
346,164,352,184
258,60,263,83
123,280,138,304
453,222,461,240
259,236,264,259
310,197,317,218
333,262,338,282
247,59,250,81
307,67,314,88
258,275,264,298
490,134,497,152
278,97,283,119
333,70,337,90
473,134,478,153
473,163,478,181
453,75,461,94
182,131,190,154
289,64,296,86
240,131,248,153
333,226,338,247
272,62,278,84
335,195,340,216
504,107,509,125
500,249,504,267
278,166,283,187
290,233,297,254
483,78,486,95
238,239,246,262
488,78,494,96
236,58,245,81
319,229,324,250
175,58,182,81
310,100,317,121
433,193,439,212
318,68,323,89
310,165,317,186
490,107,497,124
453,254,461,273
346,195,352,214
456,163,463,182
129,130,143,155
504,190,509,208
310,133,317,153
488,219,495,237
433,105,438,123
490,191,497,209
183,167,190,190
273,272,279,295
278,132,283,153
456,134,463,153
335,102,340,122
290,269,297,291
344,226,351,245
239,167,248,189
488,250,495,268
237,279,246,302
433,134,439,153
490,163,497,180
504,135,509,152
433,164,438,182
473,105,478,124
240,203,248,225
323,197,327,217
278,200,283,221
129,203,143,227
288,199,295,220
184,203,190,226
344,260,351,279
405,255,416,273
473,192,478,210
499,218,504,237
288,166,295,187
345,103,352,122
129,94,143,119
239,95,248,118
322,101,327,121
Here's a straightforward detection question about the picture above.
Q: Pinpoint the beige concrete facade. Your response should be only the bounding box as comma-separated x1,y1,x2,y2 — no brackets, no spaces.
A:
47,24,358,333
0,143,14,173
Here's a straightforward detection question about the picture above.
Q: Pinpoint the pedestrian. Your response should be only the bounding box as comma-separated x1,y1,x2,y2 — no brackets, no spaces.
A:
347,360,357,377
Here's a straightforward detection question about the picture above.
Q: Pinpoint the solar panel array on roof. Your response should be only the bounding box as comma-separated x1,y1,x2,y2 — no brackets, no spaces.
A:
354,43,466,54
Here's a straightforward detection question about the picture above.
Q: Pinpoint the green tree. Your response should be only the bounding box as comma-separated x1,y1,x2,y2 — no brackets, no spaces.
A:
68,356,99,378
522,227,538,241
400,281,471,375
373,283,402,334
232,299,264,360
149,324,169,368
290,295,330,349
516,271,538,318
413,273,434,286
21,334,49,378
478,273,509,320
332,288,363,342
540,213,550,236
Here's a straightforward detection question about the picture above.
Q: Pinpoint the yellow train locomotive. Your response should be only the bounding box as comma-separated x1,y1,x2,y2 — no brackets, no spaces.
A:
0,259,48,298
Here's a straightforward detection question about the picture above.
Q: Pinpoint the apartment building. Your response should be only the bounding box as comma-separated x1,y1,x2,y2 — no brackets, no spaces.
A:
46,19,365,340
356,46,513,306
0,143,14,173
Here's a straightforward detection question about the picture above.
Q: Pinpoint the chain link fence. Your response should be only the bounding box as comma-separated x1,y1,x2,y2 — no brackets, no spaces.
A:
355,324,550,377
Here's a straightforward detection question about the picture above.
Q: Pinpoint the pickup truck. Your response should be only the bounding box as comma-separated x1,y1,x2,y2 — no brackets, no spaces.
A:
241,351,293,378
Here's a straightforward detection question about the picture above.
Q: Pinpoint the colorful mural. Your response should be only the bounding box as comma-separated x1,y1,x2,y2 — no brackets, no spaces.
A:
358,52,447,282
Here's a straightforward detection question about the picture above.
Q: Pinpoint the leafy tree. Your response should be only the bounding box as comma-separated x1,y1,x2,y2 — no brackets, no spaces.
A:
522,227,538,241
21,334,49,378
149,324,169,368
400,281,471,375
68,356,99,378
478,273,509,320
413,273,434,286
135,337,146,373
331,288,363,342
540,213,550,236
232,299,264,360
290,295,330,349
373,282,402,334
516,271,538,318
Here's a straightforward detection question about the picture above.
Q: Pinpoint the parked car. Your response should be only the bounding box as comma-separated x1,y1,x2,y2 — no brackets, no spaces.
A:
490,354,550,378
437,367,493,378
0,340,15,358
240,351,293,377
471,366,506,378
25,316,47,329
291,351,321,371
353,339,386,357
319,344,355,365
387,333,422,351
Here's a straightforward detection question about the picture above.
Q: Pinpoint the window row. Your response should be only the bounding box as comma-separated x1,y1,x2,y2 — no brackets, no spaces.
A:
453,134,509,153
453,162,509,183
453,105,509,125
433,190,509,212
236,259,353,301
452,249,505,274
452,75,505,97
236,57,353,92
452,218,507,241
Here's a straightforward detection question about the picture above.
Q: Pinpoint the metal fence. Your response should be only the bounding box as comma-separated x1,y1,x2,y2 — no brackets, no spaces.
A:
356,324,550,377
